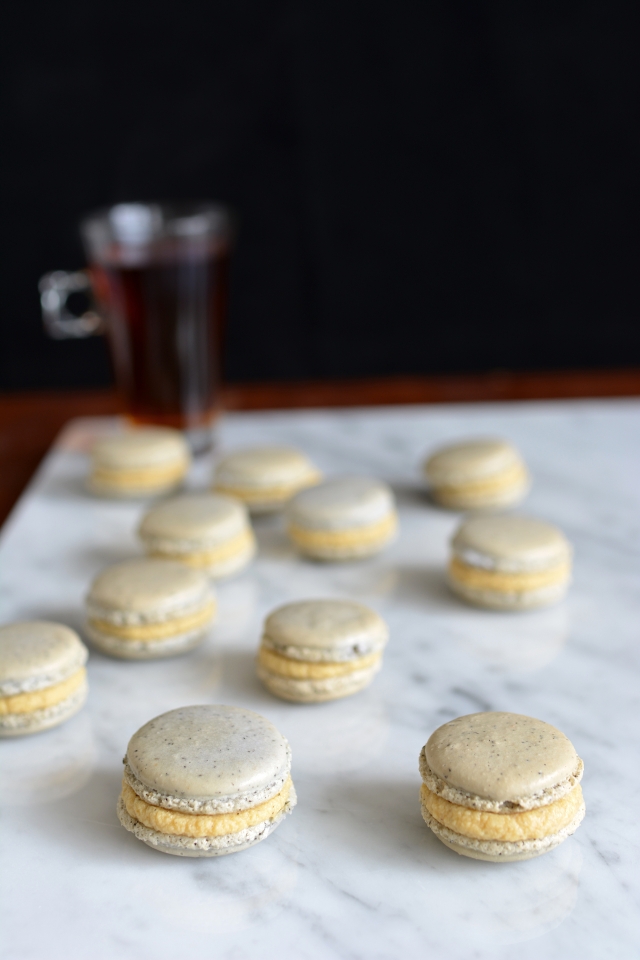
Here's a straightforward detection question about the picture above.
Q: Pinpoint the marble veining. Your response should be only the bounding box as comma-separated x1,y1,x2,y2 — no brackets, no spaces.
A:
0,400,639,959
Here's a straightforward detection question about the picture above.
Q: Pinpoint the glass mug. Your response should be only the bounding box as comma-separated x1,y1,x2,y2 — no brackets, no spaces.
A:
40,201,231,452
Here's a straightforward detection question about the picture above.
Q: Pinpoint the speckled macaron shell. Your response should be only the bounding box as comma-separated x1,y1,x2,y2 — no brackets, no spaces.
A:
419,712,585,862
213,446,321,513
88,428,190,498
138,493,256,579
0,621,88,736
423,438,529,509
262,599,388,662
286,476,397,560
85,558,215,659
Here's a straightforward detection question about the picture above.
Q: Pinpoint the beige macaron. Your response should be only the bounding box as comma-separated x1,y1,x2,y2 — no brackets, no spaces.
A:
447,513,572,610
420,712,585,862
117,705,296,857
138,493,256,579
0,621,88,736
257,599,389,702
423,438,530,510
286,476,398,561
213,446,321,513
85,558,216,659
88,428,191,498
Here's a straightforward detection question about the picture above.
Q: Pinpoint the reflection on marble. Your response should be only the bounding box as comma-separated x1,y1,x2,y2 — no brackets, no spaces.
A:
1,401,639,960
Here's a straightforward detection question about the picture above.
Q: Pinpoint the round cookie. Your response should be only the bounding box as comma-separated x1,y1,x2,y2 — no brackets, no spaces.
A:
138,493,256,579
257,599,388,702
85,558,216,659
117,705,296,857
213,446,321,513
286,477,397,561
88,428,190,498
423,438,530,510
448,514,572,610
419,712,585,862
0,621,88,736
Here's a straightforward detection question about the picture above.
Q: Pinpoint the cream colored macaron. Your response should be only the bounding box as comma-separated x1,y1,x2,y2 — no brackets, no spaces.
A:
420,712,585,862
138,493,256,579
85,558,216,659
117,705,296,857
448,513,572,610
0,621,88,736
257,599,388,702
213,446,321,513
286,476,398,561
88,428,191,498
423,438,530,510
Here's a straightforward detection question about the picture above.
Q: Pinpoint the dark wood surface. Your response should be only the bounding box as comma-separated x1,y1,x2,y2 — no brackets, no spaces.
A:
1,367,639,527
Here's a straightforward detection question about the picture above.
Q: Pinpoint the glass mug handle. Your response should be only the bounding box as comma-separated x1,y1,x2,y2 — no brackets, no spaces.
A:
39,270,104,339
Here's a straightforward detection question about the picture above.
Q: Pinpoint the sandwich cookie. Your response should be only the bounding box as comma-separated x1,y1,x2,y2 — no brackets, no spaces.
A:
117,705,296,857
213,446,321,514
420,712,585,862
88,427,190,498
257,599,388,702
85,558,215,659
286,476,397,561
424,438,530,510
448,513,572,610
0,622,88,736
138,493,256,579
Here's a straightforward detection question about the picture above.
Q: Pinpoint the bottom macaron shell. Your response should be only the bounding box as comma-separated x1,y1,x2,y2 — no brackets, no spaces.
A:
205,540,256,579
432,482,529,512
0,682,88,737
117,787,296,857
85,624,209,660
447,575,569,611
288,521,396,561
257,662,380,703
421,803,585,863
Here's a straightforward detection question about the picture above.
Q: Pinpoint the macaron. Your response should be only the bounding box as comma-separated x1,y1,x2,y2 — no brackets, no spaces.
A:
213,446,321,513
117,705,296,857
85,558,215,659
138,493,256,579
423,438,530,510
286,476,398,561
419,712,585,862
0,621,88,736
88,427,191,498
257,599,389,702
448,514,572,610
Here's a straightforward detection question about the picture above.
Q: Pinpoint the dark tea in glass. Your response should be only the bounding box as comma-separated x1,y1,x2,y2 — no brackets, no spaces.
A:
82,203,230,451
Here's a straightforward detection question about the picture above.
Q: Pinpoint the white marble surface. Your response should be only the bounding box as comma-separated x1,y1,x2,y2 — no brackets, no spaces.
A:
1,400,639,960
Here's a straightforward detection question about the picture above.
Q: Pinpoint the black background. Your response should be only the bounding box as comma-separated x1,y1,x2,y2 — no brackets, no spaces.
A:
2,1,639,390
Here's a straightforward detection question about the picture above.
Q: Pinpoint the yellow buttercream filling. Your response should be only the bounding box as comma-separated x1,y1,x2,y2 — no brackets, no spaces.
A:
435,462,528,500
215,472,321,504
91,460,188,489
288,511,397,549
421,783,583,842
258,646,381,680
449,556,570,594
89,600,216,641
0,668,86,715
121,777,292,837
149,529,255,568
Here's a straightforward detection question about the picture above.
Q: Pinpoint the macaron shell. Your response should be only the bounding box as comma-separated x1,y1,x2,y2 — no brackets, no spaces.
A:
139,493,249,547
287,477,395,530
214,447,317,488
425,712,579,803
91,429,190,469
126,705,291,805
424,439,522,485
263,599,388,661
0,621,88,696
452,514,571,572
87,559,212,618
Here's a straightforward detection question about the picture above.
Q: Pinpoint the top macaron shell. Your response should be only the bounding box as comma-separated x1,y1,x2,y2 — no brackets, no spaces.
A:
286,476,394,530
451,514,571,572
87,558,213,622
425,439,522,486
213,446,320,512
424,712,580,804
262,599,389,662
139,494,248,549
125,705,291,811
0,621,88,696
